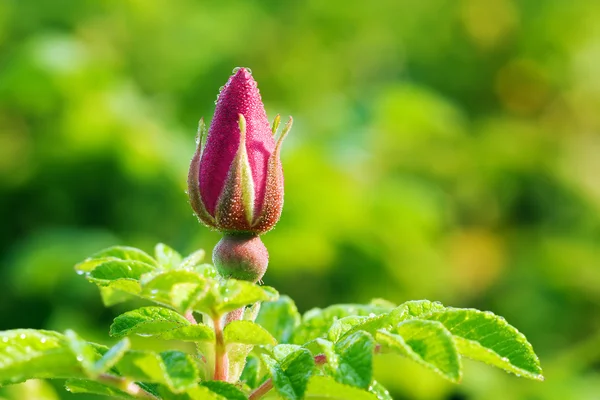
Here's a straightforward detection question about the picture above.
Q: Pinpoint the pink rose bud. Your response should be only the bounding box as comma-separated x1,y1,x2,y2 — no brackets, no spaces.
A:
188,67,292,235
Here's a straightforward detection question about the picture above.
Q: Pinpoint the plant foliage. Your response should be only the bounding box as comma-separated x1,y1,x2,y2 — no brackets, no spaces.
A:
0,245,543,399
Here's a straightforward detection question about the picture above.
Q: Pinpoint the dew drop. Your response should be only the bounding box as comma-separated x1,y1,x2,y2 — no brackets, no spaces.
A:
150,289,159,294
246,67,253,74
1,337,8,343
223,297,229,302
76,270,85,275
218,85,225,93
77,356,84,362
19,334,26,339
368,313,375,318
232,67,241,74
40,338,47,344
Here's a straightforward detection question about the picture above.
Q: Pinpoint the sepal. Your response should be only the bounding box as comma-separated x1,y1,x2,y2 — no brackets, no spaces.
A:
187,118,217,229
252,116,292,233
215,114,256,233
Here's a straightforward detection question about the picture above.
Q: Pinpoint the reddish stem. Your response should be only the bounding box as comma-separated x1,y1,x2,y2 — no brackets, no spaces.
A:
213,315,228,381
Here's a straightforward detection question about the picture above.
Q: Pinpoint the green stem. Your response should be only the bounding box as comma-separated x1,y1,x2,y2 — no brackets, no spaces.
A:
98,373,157,399
213,315,228,381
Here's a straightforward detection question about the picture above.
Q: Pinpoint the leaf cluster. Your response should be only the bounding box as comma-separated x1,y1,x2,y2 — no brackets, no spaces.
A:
0,245,543,399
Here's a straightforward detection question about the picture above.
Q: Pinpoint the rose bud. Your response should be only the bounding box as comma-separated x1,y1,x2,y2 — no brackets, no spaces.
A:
188,67,292,235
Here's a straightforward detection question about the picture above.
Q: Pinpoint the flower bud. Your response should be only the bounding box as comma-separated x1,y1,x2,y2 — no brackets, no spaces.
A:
188,67,292,235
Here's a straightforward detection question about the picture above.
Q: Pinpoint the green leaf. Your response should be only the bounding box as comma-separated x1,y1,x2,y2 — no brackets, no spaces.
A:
201,381,248,400
93,338,131,375
159,325,215,342
75,246,157,273
368,380,393,400
304,376,378,400
141,270,207,312
184,385,228,400
65,379,136,399
160,351,200,392
255,296,301,344
155,243,183,270
0,330,85,385
421,308,543,380
239,353,263,389
201,280,279,316
334,331,374,389
114,350,198,392
263,348,315,400
389,300,446,323
376,319,461,382
109,307,190,338
99,287,137,307
293,304,390,345
64,330,100,376
224,321,276,346
327,316,369,343
86,260,156,298
179,249,206,270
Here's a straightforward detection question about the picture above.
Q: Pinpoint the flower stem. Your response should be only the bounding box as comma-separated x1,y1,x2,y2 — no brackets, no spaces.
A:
213,315,228,381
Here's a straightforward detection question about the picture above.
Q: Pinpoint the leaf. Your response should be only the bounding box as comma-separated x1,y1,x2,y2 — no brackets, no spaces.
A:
368,380,393,400
334,331,374,389
327,316,369,343
255,296,301,344
376,319,461,382
141,270,207,312
160,351,200,392
110,307,190,338
64,330,100,376
184,385,229,400
201,381,248,400
0,330,85,385
194,279,279,316
155,243,183,270
75,246,157,273
86,260,156,297
99,287,137,307
239,353,263,389
159,325,215,342
65,379,136,399
224,321,276,346
389,300,446,323
421,308,543,380
263,348,315,400
1,379,60,400
304,376,378,400
179,249,206,270
114,350,198,392
93,338,131,375
293,304,390,345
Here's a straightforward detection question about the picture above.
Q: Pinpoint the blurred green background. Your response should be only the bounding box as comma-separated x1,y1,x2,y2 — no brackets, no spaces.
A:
1,0,600,399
